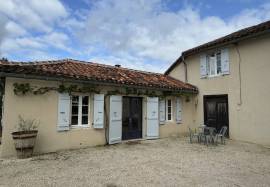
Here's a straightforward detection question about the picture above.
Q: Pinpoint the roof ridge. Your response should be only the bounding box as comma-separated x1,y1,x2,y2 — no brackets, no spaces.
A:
66,58,165,76
1,59,67,65
2,58,165,76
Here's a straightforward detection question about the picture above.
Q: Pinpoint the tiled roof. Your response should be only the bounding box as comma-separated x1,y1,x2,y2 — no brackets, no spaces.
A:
165,19,270,75
183,20,270,57
0,59,197,93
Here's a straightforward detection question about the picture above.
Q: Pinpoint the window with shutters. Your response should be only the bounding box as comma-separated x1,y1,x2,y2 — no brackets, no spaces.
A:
206,50,222,77
71,95,89,127
166,99,172,121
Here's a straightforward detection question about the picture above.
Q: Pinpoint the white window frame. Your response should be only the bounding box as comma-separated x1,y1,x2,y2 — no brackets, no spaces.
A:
71,95,90,128
166,99,173,121
206,50,222,77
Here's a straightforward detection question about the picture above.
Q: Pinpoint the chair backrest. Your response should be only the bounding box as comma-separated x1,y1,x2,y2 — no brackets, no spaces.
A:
188,127,193,135
198,126,204,134
219,126,228,136
209,127,216,136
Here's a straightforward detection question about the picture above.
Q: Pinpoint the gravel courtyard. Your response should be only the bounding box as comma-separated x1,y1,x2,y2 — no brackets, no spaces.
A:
0,137,270,187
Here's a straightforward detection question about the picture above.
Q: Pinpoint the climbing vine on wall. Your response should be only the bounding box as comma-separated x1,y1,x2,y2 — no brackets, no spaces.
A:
13,83,100,96
13,82,192,99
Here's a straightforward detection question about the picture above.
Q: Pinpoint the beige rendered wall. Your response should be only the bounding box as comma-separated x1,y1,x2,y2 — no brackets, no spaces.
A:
169,34,270,146
169,62,186,82
159,96,195,138
1,77,193,157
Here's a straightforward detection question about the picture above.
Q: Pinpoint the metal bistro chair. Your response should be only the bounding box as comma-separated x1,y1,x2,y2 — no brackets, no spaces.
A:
188,127,200,144
214,126,228,145
205,127,217,146
198,125,207,144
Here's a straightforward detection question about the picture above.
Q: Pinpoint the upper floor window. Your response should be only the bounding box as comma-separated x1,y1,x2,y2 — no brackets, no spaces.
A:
200,48,230,78
71,95,89,127
207,51,222,77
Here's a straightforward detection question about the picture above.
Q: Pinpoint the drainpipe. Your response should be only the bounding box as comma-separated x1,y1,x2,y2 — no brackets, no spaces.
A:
234,43,243,106
181,56,188,83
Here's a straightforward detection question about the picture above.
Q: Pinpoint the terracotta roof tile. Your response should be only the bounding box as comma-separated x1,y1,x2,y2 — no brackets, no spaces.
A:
0,59,197,93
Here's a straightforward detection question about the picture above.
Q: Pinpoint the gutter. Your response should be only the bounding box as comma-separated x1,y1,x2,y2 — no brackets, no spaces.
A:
0,72,198,94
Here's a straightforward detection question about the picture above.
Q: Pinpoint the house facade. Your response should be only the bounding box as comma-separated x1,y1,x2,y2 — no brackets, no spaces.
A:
166,20,270,146
1,20,270,158
0,60,197,157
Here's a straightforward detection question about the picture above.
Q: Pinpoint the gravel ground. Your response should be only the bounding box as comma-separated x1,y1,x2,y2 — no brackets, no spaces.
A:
0,137,270,187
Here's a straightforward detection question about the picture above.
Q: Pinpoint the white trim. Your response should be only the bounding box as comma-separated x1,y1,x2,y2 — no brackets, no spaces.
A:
71,95,90,128
176,97,182,124
205,50,223,78
166,99,173,121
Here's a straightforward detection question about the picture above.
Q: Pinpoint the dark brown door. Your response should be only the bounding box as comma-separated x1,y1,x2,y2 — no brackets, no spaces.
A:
122,97,142,140
204,95,229,137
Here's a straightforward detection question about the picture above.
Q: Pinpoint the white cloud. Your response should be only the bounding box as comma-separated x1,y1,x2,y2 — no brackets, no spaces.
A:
1,0,270,73
0,15,7,55
89,53,167,73
0,31,72,57
0,0,73,59
0,0,68,32
79,0,270,72
5,21,27,37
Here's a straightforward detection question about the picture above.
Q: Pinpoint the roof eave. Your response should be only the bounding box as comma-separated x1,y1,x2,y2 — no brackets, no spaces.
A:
0,72,198,94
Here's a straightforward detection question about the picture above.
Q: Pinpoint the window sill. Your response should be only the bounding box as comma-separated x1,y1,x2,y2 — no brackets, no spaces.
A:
71,125,90,129
207,74,222,78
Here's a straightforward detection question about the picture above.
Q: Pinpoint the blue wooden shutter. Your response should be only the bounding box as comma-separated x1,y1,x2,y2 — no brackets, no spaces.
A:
159,99,165,124
109,95,122,144
93,94,104,129
221,48,230,75
146,97,159,139
57,93,70,131
176,97,182,123
200,54,207,78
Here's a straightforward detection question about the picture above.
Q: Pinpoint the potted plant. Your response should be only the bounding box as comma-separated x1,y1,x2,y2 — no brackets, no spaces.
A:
11,115,39,158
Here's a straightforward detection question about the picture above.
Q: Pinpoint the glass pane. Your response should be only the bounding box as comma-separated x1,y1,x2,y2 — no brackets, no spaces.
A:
168,114,172,120
206,56,210,74
72,106,78,115
71,116,78,125
82,106,88,115
216,53,222,74
209,57,216,75
168,100,171,106
82,116,88,125
168,107,171,113
72,96,79,105
82,96,89,105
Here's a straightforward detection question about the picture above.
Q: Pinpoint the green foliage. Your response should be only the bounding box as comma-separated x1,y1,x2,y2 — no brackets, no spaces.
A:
13,83,193,98
15,115,39,132
13,83,101,95
13,83,33,95
79,85,100,94
107,89,121,95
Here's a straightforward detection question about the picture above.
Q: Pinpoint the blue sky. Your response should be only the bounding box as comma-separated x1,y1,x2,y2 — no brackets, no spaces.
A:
0,0,270,73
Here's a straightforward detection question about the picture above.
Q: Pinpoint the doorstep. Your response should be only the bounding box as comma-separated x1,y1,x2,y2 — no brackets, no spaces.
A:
121,138,144,145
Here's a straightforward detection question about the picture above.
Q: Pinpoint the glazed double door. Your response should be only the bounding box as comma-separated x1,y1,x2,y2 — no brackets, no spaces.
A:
122,97,142,140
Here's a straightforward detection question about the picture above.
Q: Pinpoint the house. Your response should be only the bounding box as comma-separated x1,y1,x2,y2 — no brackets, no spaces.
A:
1,20,270,158
0,59,197,157
166,20,270,146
